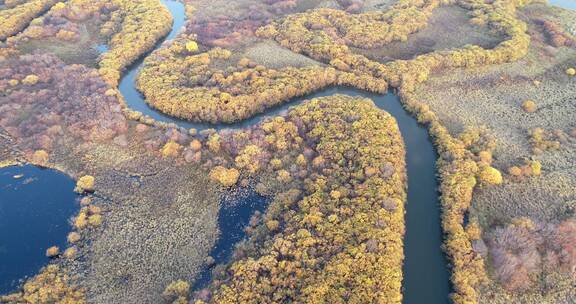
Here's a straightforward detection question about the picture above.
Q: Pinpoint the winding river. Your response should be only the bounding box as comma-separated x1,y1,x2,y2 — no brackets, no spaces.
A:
116,1,451,302
0,0,573,299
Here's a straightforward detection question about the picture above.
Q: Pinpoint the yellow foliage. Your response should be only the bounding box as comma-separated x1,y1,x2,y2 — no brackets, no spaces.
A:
0,265,85,303
163,280,190,300
234,145,262,174
529,160,541,176
88,214,103,227
522,100,537,113
53,2,65,10
75,175,95,193
207,134,221,153
74,212,88,229
31,149,49,166
137,46,341,123
0,0,58,40
566,67,576,76
209,166,239,187
185,41,199,53
45,246,59,257
63,247,77,259
67,232,81,244
162,141,182,158
98,0,173,86
265,220,280,231
478,166,503,185
276,169,292,183
209,97,407,304
22,74,39,85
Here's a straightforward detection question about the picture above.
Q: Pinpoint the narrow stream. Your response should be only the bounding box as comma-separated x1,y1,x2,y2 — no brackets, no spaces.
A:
115,0,452,302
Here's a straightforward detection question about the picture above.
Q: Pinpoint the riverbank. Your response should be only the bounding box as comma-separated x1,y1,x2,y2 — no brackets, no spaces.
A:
0,0,574,303
413,2,576,302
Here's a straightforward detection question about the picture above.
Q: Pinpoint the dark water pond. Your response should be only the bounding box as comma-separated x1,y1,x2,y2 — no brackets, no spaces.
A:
117,1,451,302
0,165,77,294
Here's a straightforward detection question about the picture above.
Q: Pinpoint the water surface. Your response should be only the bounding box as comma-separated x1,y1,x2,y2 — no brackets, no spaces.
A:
0,165,77,294
549,0,576,10
118,1,451,302
192,192,269,290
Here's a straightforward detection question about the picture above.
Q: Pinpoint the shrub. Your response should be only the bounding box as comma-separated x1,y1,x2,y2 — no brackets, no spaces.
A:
88,205,101,215
0,265,85,303
98,0,173,85
162,141,182,158
74,212,88,229
529,160,541,176
265,220,280,231
507,166,522,176
88,214,103,227
522,100,537,113
190,139,202,152
567,68,576,76
163,280,190,300
67,232,81,244
276,169,292,183
31,150,49,166
478,166,503,185
22,74,40,85
209,166,239,187
63,247,77,259
0,0,58,40
46,246,60,257
185,41,199,53
75,175,95,193
487,218,576,293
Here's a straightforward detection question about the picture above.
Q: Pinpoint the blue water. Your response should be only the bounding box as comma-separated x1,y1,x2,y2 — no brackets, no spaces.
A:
0,165,78,294
192,192,269,290
550,0,576,10
118,1,451,302
94,44,109,53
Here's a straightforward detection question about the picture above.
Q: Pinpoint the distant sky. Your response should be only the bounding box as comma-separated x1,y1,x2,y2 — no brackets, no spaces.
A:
549,0,576,10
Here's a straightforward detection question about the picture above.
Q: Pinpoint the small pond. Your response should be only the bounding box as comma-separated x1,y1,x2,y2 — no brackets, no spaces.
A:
0,165,78,294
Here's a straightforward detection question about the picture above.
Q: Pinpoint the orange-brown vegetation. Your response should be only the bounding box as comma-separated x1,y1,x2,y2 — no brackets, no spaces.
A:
0,265,85,303
487,218,576,293
209,166,240,187
197,96,407,303
399,90,503,303
537,18,576,48
98,0,173,86
258,0,535,93
0,54,128,162
186,0,300,47
528,127,563,154
75,175,95,193
507,159,542,181
45,246,60,257
136,44,384,123
522,99,537,113
0,0,57,41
